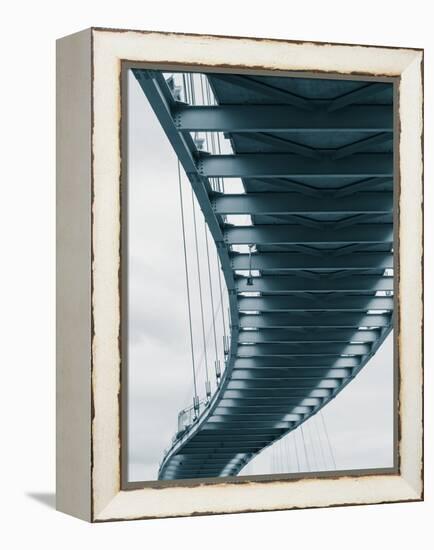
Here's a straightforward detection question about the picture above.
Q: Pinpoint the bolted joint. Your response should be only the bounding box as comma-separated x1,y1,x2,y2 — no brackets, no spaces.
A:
193,395,200,416
215,360,221,379
205,380,212,401
174,113,181,129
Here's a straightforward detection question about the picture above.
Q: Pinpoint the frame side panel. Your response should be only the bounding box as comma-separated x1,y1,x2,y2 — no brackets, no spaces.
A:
56,28,92,522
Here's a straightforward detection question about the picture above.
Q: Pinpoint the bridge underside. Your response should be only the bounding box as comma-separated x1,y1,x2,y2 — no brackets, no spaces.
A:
133,69,394,480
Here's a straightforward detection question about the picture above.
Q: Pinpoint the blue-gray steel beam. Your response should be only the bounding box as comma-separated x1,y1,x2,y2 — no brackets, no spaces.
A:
237,295,393,311
200,426,293,434
224,388,332,398
161,470,225,476
208,417,297,425
187,442,272,448
219,399,322,409
219,397,322,406
162,461,246,467
198,153,393,178
239,312,390,328
225,224,393,245
170,464,247,472
232,251,393,270
239,328,380,343
227,378,341,390
213,405,312,414
205,422,293,429
233,356,361,368
183,444,270,451
176,446,264,453
211,413,306,420
237,342,371,356
209,73,314,109
173,104,392,132
209,416,301,424
214,192,392,215
196,424,292,434
174,451,253,458
236,275,393,292
183,436,261,445
231,368,353,379
168,453,257,464
169,452,249,459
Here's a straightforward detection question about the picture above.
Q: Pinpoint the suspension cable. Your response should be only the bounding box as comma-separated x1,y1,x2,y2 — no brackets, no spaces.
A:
307,421,319,471
204,222,220,379
216,250,227,343
199,75,212,178
177,161,198,403
320,410,337,469
286,434,292,472
313,414,328,470
191,189,210,390
203,76,217,191
300,425,311,471
180,294,224,409
189,73,196,105
283,435,289,472
182,74,189,104
215,122,224,193
293,432,300,472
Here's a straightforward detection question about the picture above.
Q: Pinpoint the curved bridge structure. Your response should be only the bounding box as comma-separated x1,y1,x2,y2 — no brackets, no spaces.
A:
133,69,394,480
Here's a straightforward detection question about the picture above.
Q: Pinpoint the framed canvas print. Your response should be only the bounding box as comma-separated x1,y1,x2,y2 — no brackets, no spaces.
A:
56,28,423,522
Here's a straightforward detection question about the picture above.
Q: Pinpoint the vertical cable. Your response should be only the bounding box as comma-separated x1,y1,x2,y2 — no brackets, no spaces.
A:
307,421,319,471
199,73,206,106
204,222,220,380
177,162,198,403
276,442,280,474
191,189,210,389
300,425,311,471
199,74,211,155
320,410,337,469
216,130,224,193
189,73,196,104
216,250,227,343
313,414,328,470
188,73,199,145
182,74,189,104
293,432,300,472
287,434,292,473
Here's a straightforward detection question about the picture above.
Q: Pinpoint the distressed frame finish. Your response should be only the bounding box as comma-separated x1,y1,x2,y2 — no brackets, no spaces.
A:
56,27,423,522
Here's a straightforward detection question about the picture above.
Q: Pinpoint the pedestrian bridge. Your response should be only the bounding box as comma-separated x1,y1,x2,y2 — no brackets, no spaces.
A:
133,68,394,480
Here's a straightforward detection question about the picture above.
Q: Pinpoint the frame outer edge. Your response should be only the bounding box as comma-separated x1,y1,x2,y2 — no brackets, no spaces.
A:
397,52,424,497
56,28,93,522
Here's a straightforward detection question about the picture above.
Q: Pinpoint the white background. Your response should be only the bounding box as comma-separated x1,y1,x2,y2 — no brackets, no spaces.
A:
1,1,432,548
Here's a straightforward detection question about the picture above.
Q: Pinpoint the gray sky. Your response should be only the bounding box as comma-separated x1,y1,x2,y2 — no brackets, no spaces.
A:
127,70,394,482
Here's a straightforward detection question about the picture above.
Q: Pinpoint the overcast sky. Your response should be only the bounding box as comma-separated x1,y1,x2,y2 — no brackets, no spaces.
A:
127,70,394,482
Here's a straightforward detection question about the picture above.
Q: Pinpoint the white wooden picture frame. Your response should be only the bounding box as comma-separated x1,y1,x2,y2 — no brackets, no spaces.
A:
56,27,423,522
